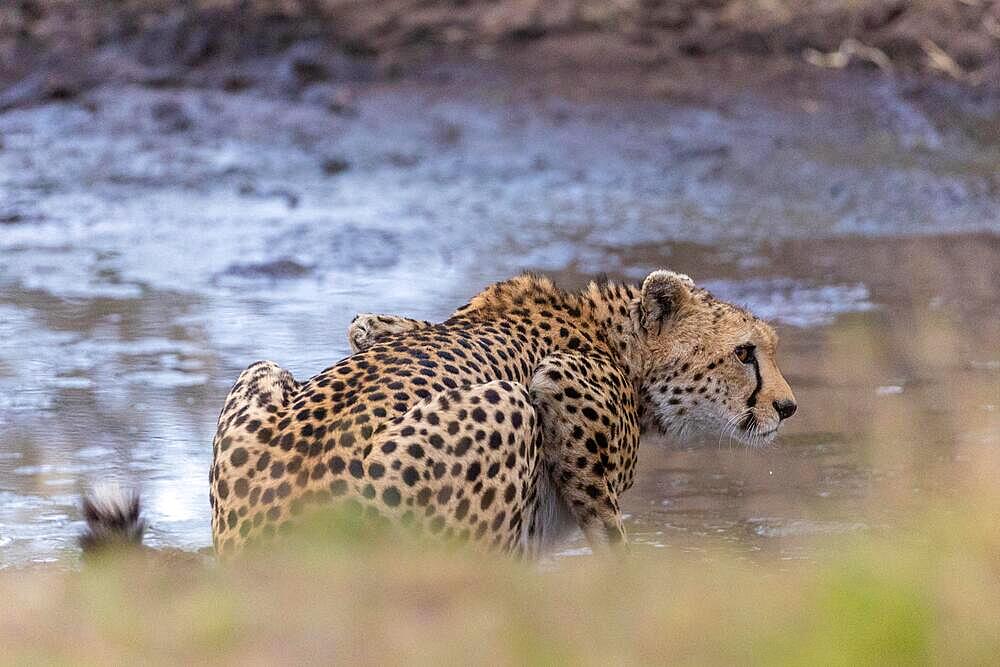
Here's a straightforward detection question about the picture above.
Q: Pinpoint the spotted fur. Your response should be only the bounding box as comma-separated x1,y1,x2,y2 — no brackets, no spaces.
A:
209,271,796,557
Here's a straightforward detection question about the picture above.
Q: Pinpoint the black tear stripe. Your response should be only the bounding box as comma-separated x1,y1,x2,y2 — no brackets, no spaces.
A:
740,357,764,431
746,356,763,408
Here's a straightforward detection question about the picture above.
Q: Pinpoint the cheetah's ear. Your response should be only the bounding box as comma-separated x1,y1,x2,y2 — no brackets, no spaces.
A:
639,270,694,334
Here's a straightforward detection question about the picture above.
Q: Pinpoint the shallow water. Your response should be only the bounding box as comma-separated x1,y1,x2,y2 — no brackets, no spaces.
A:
0,64,998,567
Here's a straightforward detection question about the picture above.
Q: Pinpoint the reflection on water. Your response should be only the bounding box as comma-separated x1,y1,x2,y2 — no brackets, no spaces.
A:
0,68,997,567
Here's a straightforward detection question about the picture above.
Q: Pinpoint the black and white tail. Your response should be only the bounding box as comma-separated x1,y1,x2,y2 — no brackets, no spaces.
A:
79,486,147,554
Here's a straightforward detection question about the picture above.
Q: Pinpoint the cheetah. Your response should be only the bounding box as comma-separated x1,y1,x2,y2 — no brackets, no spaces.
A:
82,270,797,559
196,269,797,558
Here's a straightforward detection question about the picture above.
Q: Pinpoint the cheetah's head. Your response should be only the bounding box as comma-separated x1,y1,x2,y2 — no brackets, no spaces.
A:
634,270,797,447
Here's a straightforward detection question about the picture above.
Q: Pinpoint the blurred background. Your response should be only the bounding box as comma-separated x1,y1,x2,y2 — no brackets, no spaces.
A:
0,0,997,579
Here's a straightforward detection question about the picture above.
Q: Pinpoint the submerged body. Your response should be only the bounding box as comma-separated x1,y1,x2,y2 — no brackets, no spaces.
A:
208,271,797,557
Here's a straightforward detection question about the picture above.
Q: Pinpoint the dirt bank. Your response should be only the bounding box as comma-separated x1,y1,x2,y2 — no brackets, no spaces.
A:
2,1,999,109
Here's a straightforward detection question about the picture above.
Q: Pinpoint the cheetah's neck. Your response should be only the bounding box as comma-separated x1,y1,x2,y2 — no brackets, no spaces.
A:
453,273,651,386
576,280,650,387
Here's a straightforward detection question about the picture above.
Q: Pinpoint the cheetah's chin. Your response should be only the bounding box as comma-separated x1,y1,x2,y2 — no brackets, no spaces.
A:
733,425,779,448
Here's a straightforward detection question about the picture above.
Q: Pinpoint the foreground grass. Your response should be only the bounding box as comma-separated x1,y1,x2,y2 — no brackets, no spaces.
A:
1,499,998,666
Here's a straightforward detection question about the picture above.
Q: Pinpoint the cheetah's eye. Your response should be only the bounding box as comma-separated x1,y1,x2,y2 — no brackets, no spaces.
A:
734,344,755,364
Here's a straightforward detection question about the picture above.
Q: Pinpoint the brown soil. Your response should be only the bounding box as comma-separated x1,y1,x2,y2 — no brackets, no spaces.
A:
1,1,998,107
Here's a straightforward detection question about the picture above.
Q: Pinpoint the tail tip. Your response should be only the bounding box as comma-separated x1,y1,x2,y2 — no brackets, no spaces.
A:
79,485,146,554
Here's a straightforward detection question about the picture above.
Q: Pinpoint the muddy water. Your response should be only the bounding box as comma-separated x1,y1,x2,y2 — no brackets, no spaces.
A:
0,63,997,567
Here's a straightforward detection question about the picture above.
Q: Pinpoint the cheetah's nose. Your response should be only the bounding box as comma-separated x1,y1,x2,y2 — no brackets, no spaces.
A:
773,399,797,420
